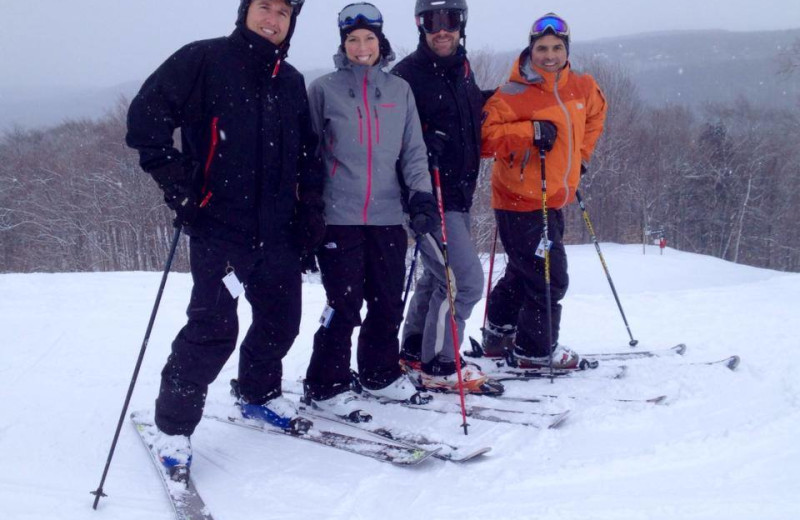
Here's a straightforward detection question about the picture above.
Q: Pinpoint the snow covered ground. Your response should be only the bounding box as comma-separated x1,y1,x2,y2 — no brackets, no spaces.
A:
1,244,798,520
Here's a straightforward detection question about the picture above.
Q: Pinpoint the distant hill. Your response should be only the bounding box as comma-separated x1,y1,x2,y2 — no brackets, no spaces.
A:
1,29,798,132
575,29,800,108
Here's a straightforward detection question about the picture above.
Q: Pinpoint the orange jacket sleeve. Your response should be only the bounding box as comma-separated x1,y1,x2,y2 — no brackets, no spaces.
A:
581,78,608,164
481,94,534,159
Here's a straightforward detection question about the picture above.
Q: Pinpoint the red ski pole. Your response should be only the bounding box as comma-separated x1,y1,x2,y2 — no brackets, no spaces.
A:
431,158,470,435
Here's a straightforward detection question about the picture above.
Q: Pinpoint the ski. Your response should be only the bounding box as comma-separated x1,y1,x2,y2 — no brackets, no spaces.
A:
203,413,438,466
488,364,628,382
581,343,688,360
495,393,669,405
689,355,741,371
466,337,687,362
130,412,214,520
363,394,571,429
281,386,569,430
298,409,492,463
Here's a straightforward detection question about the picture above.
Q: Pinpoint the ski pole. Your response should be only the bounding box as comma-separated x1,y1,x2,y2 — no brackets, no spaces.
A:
533,122,556,384
482,225,499,329
91,225,183,509
402,239,421,308
431,157,470,435
575,190,639,347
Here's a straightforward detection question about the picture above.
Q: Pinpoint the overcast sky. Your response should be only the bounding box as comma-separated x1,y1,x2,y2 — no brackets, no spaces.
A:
2,0,800,89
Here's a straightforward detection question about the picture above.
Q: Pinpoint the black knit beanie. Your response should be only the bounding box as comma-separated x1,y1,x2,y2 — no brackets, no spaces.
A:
339,18,393,59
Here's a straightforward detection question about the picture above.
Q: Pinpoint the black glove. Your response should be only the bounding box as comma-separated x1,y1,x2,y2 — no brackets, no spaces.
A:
300,252,319,274
150,162,198,228
532,121,557,153
164,185,199,228
424,129,449,159
408,192,440,236
292,191,326,252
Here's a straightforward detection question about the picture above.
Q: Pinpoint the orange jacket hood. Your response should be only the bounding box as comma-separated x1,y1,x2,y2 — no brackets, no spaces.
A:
482,51,608,212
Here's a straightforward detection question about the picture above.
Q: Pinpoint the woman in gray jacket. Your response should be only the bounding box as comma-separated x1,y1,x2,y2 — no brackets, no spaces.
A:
303,3,440,420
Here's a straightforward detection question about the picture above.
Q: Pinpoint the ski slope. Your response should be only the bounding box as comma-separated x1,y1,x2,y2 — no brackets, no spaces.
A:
1,244,798,520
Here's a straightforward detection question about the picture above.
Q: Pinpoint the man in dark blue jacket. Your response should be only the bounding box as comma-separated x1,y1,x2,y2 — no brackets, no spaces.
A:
392,0,492,393
126,0,323,479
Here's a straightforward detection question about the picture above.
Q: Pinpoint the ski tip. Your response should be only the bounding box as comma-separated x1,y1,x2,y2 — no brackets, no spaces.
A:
392,447,442,466
548,410,571,429
447,446,492,463
673,344,688,356
465,336,484,358
726,355,741,371
579,358,600,370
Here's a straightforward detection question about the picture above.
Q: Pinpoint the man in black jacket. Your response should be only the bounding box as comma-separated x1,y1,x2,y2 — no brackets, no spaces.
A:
126,0,323,479
392,0,491,393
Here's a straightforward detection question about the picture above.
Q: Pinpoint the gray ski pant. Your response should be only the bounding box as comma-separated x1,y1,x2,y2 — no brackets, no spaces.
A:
403,211,484,364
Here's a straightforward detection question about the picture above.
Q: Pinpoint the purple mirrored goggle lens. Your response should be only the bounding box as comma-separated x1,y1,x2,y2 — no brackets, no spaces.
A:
338,4,383,29
531,16,569,38
419,9,463,34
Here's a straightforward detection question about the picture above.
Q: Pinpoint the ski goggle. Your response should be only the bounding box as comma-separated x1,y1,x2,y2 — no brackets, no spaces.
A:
530,14,570,40
338,3,383,30
418,9,464,34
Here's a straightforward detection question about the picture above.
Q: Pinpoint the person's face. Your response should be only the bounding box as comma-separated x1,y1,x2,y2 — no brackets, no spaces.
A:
246,0,292,46
425,28,461,57
345,29,380,66
530,34,568,73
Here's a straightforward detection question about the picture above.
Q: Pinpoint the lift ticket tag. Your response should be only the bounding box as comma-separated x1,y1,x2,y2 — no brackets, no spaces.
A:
535,238,553,258
222,269,245,299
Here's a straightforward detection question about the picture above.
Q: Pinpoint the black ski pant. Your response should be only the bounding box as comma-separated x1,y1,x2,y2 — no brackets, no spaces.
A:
305,225,406,400
155,235,301,436
487,209,569,357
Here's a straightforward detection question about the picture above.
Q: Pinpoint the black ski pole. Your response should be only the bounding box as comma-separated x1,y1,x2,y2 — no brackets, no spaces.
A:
403,239,421,308
575,190,639,347
91,225,183,509
534,122,556,384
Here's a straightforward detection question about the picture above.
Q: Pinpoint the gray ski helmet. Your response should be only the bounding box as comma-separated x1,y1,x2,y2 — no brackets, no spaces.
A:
237,0,305,27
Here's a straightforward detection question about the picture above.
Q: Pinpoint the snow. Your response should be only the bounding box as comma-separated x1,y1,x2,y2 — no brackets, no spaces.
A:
1,244,798,520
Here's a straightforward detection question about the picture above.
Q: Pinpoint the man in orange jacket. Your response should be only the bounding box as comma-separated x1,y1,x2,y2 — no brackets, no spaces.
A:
479,13,607,368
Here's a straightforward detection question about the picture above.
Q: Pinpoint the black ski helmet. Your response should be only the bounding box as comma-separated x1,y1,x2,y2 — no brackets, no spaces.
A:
236,0,305,52
414,0,468,41
238,0,305,24
414,0,468,18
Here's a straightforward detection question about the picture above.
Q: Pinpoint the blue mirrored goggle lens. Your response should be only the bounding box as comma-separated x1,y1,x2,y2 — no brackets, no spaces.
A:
531,16,569,37
338,5,383,29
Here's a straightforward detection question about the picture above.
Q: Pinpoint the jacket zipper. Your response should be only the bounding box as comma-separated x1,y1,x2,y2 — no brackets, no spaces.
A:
200,116,220,208
361,72,373,224
553,72,573,208
357,106,364,145
373,106,381,144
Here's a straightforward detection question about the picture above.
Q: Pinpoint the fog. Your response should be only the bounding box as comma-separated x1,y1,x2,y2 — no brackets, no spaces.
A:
2,0,799,89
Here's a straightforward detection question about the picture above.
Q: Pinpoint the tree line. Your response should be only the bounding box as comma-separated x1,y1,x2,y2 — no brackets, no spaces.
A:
1,52,799,273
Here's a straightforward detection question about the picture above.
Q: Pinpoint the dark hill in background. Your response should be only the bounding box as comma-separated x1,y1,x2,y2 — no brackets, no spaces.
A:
1,29,798,132
577,29,800,108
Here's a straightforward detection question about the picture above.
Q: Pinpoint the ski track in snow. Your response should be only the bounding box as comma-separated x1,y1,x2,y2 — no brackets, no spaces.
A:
1,245,798,520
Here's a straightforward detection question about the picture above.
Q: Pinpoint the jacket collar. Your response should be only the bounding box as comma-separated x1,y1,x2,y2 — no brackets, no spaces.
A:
230,27,282,71
333,48,393,76
509,49,571,91
417,40,467,75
